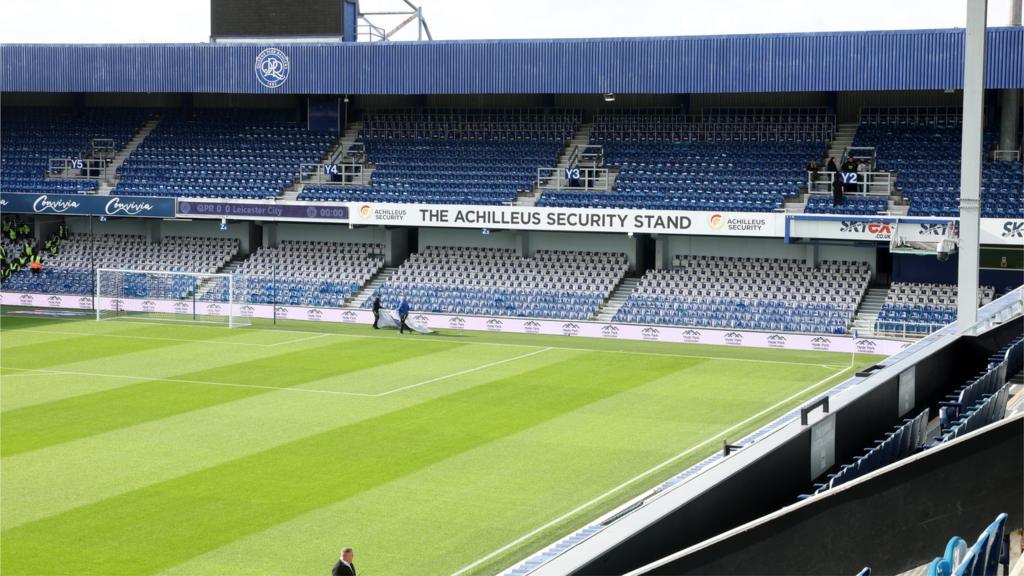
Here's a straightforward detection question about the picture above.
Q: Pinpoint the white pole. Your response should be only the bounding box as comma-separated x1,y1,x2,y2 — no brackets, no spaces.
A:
957,0,987,331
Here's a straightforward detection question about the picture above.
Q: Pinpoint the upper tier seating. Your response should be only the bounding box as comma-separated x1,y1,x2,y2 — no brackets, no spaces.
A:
1,107,149,195
614,255,870,334
114,110,335,200
300,109,576,205
2,233,238,295
854,109,1023,218
875,282,996,336
233,240,384,307
365,246,628,320
537,109,830,212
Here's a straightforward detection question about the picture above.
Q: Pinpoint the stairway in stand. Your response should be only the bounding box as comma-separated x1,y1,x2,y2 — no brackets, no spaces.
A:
851,286,890,338
345,267,397,308
594,278,639,322
517,122,595,206
98,118,160,195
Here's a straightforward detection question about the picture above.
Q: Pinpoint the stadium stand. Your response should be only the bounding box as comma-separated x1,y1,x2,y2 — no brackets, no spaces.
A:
1,107,149,194
364,246,627,320
806,335,1021,498
113,110,335,199
613,256,869,334
855,108,1024,218
875,282,996,336
1,233,238,295
300,109,576,205
924,513,1010,576
537,109,830,211
233,240,384,307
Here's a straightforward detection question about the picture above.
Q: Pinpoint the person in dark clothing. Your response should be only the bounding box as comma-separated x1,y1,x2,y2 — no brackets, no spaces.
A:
331,547,356,576
806,160,819,190
841,157,858,192
826,157,838,174
371,295,381,329
398,295,411,334
832,170,844,206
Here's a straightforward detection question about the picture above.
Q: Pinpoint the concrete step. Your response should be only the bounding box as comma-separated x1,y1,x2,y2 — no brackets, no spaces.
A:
346,267,398,308
850,286,890,337
594,278,639,322
103,118,160,192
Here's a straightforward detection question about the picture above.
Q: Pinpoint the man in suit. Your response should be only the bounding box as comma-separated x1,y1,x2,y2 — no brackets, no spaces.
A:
331,547,356,576
398,295,411,335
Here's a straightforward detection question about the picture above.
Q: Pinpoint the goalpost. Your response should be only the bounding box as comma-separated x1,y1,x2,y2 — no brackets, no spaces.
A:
95,269,251,328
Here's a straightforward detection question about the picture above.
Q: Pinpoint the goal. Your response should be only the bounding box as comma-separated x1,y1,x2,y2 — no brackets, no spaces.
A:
95,269,251,328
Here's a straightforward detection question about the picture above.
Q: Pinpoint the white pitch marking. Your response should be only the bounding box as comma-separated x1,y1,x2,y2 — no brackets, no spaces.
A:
372,347,552,397
5,321,847,369
450,366,854,576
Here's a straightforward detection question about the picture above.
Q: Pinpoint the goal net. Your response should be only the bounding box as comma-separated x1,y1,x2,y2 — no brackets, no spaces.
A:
95,269,251,328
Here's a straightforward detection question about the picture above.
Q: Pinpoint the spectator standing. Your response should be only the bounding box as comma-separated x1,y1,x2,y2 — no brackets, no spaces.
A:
807,160,819,190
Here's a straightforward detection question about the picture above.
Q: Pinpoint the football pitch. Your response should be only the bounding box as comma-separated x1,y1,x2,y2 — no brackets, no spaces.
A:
0,313,883,575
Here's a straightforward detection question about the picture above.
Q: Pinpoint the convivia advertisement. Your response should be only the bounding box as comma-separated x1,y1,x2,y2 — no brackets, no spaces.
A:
0,193,176,218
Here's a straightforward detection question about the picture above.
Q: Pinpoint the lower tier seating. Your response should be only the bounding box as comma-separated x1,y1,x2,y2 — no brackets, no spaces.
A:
365,247,627,320
804,195,888,215
233,240,383,307
875,282,996,336
614,256,870,334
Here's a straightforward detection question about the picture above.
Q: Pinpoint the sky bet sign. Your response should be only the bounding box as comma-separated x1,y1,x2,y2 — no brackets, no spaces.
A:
0,193,175,218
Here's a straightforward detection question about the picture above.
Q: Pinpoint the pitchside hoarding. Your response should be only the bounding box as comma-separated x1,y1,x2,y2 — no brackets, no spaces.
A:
0,193,176,219
786,214,1024,246
3,292,908,356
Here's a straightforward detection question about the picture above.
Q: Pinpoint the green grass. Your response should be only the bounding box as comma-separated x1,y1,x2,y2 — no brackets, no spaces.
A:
0,313,884,575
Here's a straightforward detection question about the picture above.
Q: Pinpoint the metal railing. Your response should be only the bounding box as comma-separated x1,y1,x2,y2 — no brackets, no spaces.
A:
806,170,894,196
992,149,1021,161
47,157,109,182
537,166,611,191
88,138,116,160
844,146,877,170
299,162,370,186
873,320,956,339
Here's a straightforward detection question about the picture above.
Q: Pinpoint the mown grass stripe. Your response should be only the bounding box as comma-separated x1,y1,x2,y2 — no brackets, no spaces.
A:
0,352,690,576
0,338,459,457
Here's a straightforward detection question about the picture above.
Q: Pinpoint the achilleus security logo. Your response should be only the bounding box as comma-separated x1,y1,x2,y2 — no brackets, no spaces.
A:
359,204,373,219
524,320,541,334
255,48,290,89
708,213,725,230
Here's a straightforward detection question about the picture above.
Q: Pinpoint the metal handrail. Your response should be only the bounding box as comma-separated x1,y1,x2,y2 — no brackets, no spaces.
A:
536,166,611,191
47,157,109,181
806,170,893,196
299,162,369,186
992,149,1021,161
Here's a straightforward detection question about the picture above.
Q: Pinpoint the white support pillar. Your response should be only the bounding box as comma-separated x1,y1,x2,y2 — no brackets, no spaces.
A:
957,0,987,330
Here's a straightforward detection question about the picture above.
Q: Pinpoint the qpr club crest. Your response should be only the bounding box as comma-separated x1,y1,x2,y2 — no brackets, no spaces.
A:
255,48,290,89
